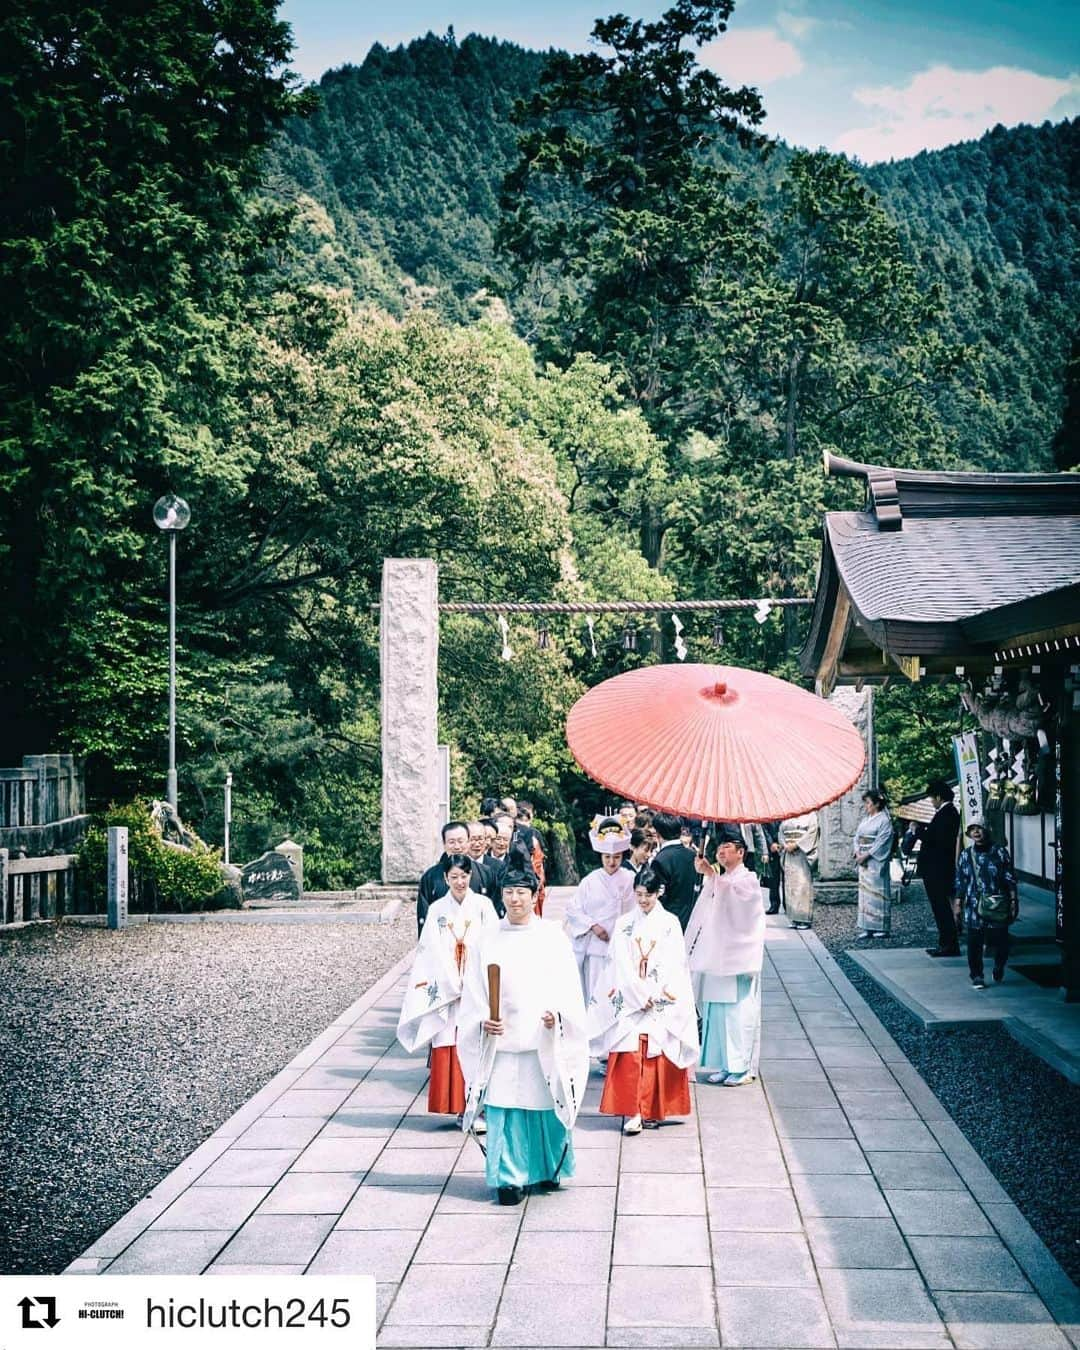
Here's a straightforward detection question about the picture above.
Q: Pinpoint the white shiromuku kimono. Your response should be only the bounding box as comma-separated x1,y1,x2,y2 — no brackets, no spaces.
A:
685,863,766,1077
780,812,819,926
565,865,635,1009
589,902,699,1068
397,890,499,1054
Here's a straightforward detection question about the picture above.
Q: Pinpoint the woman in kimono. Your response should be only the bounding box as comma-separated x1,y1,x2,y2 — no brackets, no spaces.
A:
457,849,589,1206
590,867,699,1134
853,790,894,939
780,811,819,929
397,853,499,1126
685,830,766,1086
565,816,635,1009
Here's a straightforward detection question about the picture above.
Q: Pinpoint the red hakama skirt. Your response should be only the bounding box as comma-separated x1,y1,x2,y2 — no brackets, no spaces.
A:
427,1044,466,1114
599,1035,692,1121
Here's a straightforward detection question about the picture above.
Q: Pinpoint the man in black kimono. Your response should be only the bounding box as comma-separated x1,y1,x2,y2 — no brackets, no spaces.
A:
904,779,962,957
649,811,700,932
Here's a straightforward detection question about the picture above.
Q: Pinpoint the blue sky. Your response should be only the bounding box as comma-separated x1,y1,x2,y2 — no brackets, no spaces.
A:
279,0,1079,162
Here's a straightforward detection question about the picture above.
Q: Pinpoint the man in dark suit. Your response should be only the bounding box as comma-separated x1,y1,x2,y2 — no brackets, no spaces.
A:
649,811,701,931
416,820,491,935
904,779,962,956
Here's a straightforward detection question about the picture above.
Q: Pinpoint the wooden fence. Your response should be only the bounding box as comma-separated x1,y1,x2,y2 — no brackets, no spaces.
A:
0,754,85,828
1,850,82,925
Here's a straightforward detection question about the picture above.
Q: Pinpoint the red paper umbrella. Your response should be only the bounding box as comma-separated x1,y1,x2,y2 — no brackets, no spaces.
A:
566,663,865,822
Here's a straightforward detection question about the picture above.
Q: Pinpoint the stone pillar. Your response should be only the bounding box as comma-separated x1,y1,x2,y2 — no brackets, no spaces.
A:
818,686,875,881
381,559,440,883
276,838,304,895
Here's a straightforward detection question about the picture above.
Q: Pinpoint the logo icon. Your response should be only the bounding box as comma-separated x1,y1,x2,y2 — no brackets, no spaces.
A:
18,1295,59,1329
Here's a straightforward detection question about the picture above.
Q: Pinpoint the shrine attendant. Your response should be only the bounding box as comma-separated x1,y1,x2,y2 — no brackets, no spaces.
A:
685,830,766,1086
457,851,589,1205
591,868,699,1134
397,854,498,1127
564,817,635,1008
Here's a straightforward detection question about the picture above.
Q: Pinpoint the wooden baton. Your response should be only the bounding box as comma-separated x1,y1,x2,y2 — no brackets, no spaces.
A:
487,963,501,1022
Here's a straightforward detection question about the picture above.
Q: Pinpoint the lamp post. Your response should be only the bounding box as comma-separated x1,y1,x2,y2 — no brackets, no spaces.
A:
153,494,191,811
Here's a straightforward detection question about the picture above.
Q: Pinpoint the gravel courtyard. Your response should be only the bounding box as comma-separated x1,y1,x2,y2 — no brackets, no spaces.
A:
0,914,415,1275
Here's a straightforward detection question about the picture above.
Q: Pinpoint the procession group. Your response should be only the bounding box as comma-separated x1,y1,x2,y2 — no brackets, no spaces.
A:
396,800,814,1208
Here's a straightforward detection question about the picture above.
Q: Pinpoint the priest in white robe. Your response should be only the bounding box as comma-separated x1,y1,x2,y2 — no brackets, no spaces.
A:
565,816,635,1010
397,853,499,1123
685,829,766,1086
457,850,589,1206
590,866,699,1134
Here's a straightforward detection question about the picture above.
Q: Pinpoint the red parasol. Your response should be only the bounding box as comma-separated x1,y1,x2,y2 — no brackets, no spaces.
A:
566,663,865,823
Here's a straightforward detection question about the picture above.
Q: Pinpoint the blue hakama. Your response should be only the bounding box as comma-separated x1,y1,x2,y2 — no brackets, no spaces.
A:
699,973,761,1076
483,1106,576,1190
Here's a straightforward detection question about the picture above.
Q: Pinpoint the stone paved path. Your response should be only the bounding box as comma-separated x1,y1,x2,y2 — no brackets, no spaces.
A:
66,888,1080,1349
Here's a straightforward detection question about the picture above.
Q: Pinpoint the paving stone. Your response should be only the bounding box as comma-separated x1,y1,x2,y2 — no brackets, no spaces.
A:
804,1216,914,1269
493,1282,607,1346
926,1119,1013,1205
851,1117,941,1152
935,1292,1070,1348
414,1213,521,1264
792,1174,890,1218
706,1187,801,1231
150,1186,268,1231
321,1108,404,1138
781,1138,870,1174
309,1047,382,1069
619,1137,700,1174
344,1078,422,1109
773,1106,855,1138
291,1137,385,1172
388,1115,462,1147
194,1149,300,1187
264,1088,354,1117
214,1214,336,1265
386,1263,503,1326
711,1231,817,1286
605,1328,719,1347
258,1173,360,1214
608,1265,716,1327
365,1146,460,1185
982,1202,1080,1318
613,1214,711,1265
819,1268,951,1349
758,1058,829,1083
886,1189,994,1236
338,1184,440,1230
507,1230,612,1285
293,1066,372,1090
616,1173,706,1216
521,1185,616,1231
107,1230,232,1274
378,1326,489,1347
204,1264,307,1274
716,1285,836,1347
437,1175,500,1214
837,1091,918,1121
809,1028,877,1047
765,1080,840,1108
866,1150,965,1191
816,1043,886,1068
234,1116,328,1149
307,1228,420,1280
824,1065,899,1093
702,1145,788,1188
909,1235,1031,1291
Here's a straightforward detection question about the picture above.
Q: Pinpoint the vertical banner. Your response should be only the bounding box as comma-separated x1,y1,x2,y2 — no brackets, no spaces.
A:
953,733,982,831
107,826,129,930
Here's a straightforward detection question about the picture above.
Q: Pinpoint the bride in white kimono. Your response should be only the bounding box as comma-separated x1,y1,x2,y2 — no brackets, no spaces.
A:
564,816,634,1009
397,853,498,1125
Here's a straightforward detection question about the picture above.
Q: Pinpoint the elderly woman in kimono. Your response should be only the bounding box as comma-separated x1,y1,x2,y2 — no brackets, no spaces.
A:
590,867,699,1134
685,829,766,1086
397,853,499,1127
457,848,589,1206
780,811,819,929
853,789,894,939
565,816,635,1009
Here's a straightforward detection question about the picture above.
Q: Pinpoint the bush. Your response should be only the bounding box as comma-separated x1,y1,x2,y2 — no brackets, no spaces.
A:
77,800,224,912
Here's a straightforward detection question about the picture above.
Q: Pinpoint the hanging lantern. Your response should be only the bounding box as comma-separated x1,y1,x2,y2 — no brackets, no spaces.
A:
622,627,637,652
712,619,724,647
537,625,550,650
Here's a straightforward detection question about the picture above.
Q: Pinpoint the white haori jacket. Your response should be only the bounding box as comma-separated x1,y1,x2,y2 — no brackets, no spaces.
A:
457,916,589,1131
397,890,499,1053
565,865,635,960
588,902,700,1069
685,863,766,1003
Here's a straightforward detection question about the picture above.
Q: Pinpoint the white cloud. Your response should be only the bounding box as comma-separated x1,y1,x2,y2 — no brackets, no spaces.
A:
776,10,818,40
834,64,1080,162
701,27,804,86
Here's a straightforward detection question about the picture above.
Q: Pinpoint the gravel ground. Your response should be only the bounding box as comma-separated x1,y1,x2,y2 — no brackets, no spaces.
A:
0,912,415,1276
812,882,1080,1286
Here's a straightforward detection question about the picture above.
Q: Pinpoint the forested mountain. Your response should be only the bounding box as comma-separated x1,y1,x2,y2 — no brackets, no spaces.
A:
268,33,1079,474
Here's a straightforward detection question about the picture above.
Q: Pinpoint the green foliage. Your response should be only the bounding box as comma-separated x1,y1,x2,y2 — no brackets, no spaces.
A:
78,800,224,912
873,684,975,806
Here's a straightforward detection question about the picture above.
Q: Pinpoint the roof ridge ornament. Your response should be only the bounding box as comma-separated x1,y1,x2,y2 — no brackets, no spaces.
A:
822,450,902,530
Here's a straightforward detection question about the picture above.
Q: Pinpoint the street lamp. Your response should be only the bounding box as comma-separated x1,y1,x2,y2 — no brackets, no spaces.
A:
153,494,190,810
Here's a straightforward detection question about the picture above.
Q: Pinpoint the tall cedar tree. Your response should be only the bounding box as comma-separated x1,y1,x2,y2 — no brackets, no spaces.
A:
0,1,314,751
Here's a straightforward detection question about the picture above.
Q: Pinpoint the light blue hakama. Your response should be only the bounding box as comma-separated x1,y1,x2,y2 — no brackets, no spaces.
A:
699,973,761,1076
483,1106,576,1190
